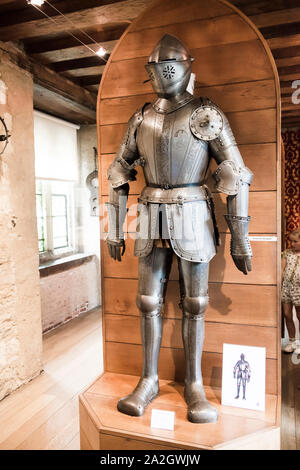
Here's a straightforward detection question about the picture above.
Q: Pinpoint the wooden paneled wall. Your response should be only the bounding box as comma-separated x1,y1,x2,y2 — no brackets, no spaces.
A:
97,0,281,396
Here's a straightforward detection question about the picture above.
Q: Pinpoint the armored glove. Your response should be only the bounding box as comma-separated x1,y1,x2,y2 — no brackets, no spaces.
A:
224,215,252,275
105,202,127,262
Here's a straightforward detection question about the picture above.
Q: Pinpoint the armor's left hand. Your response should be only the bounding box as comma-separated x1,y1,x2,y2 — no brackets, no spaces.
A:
232,255,252,275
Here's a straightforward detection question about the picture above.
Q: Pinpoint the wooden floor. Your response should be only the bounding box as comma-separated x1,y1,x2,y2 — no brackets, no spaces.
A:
281,352,300,450
0,307,103,450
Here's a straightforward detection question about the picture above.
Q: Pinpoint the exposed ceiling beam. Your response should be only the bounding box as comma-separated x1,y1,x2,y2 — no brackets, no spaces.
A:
76,75,102,87
231,0,298,16
0,0,150,41
268,33,300,50
63,65,105,78
272,45,300,59
249,7,300,28
0,41,96,121
24,24,126,54
0,0,122,27
51,55,108,72
276,56,300,68
260,21,300,39
31,40,118,64
277,63,300,76
34,84,96,125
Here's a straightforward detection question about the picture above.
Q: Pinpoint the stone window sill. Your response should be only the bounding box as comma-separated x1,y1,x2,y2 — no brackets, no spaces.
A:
39,253,95,277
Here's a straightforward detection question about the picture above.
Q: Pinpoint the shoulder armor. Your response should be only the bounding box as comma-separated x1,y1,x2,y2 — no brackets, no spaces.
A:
213,161,253,195
190,97,224,141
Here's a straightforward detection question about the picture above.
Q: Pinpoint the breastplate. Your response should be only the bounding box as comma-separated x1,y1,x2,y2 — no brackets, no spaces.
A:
136,101,210,186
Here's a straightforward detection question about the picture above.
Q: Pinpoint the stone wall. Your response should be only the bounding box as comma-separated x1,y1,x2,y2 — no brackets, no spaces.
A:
0,48,42,400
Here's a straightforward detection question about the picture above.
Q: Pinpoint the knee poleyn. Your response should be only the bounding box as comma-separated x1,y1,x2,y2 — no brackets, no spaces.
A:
182,295,208,318
136,294,163,317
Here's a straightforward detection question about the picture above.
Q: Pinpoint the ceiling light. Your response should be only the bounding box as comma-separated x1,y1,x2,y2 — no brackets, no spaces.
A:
27,0,45,6
96,47,107,57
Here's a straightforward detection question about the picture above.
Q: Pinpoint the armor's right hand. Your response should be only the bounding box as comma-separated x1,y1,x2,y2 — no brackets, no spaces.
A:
106,238,125,262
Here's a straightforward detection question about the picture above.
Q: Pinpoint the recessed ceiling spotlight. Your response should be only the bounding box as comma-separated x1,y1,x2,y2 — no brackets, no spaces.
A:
27,0,45,6
96,47,107,57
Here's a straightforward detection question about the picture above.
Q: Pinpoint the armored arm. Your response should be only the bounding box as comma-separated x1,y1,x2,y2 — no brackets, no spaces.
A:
199,100,253,274
106,108,144,261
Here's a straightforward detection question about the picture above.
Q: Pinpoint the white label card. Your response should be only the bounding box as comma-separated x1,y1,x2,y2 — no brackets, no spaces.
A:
151,409,175,431
249,236,277,242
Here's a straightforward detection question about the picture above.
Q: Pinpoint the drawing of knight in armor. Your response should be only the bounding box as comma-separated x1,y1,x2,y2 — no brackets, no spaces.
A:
233,354,251,400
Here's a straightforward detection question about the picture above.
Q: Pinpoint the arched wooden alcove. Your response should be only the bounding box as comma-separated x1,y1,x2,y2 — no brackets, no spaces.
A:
80,0,281,450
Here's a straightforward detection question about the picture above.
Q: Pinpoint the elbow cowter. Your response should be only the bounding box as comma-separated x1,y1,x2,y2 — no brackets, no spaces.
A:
213,160,253,196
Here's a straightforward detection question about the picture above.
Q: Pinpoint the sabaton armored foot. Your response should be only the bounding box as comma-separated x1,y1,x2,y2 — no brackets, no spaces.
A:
184,382,218,423
117,377,159,416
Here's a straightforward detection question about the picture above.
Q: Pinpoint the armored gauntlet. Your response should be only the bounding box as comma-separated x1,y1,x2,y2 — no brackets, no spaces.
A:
105,193,127,261
224,214,252,274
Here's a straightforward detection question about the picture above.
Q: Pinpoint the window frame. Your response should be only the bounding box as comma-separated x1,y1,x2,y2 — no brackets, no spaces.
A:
36,179,76,263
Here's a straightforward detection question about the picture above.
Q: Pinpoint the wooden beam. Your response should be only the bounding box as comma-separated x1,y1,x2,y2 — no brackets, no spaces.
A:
77,75,102,87
281,79,300,89
268,33,300,50
32,40,118,64
52,56,108,72
278,64,300,76
249,7,300,28
0,41,97,112
24,24,126,54
34,84,96,124
260,21,300,40
0,0,150,41
231,0,297,17
276,56,300,68
64,65,105,78
273,45,300,59
0,0,122,27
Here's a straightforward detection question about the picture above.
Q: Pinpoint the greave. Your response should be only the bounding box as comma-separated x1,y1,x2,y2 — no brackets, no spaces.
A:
182,313,218,423
117,313,162,416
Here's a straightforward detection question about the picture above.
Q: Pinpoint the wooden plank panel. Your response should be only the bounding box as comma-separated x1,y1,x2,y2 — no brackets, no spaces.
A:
99,109,276,154
99,80,276,126
104,314,277,358
105,343,278,394
214,191,277,234
113,15,257,61
100,143,277,195
101,234,277,285
130,0,232,31
103,279,277,327
101,191,277,235
101,41,274,99
100,433,180,450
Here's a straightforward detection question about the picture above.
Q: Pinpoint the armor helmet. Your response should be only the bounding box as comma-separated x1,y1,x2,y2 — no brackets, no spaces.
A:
240,354,245,360
145,34,194,98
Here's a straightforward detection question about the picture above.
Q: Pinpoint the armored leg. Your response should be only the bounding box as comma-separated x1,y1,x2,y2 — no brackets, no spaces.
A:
235,377,241,399
178,258,218,423
117,247,173,416
242,378,246,399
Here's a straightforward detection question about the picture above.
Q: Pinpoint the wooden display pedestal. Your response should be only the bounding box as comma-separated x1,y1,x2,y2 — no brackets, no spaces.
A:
79,372,280,450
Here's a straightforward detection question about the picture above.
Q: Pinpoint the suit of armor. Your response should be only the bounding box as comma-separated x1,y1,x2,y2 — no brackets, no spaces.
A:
233,354,251,400
106,34,253,423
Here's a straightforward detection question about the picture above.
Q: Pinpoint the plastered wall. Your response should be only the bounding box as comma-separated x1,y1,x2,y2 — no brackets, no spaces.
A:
0,48,42,400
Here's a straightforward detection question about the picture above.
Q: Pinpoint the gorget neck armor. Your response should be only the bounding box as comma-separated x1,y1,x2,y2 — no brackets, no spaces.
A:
152,91,194,114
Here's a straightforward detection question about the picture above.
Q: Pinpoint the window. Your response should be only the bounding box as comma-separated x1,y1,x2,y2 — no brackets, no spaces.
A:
36,179,75,259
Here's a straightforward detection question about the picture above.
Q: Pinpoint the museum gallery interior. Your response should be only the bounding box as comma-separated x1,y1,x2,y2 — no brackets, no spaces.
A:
0,0,299,451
